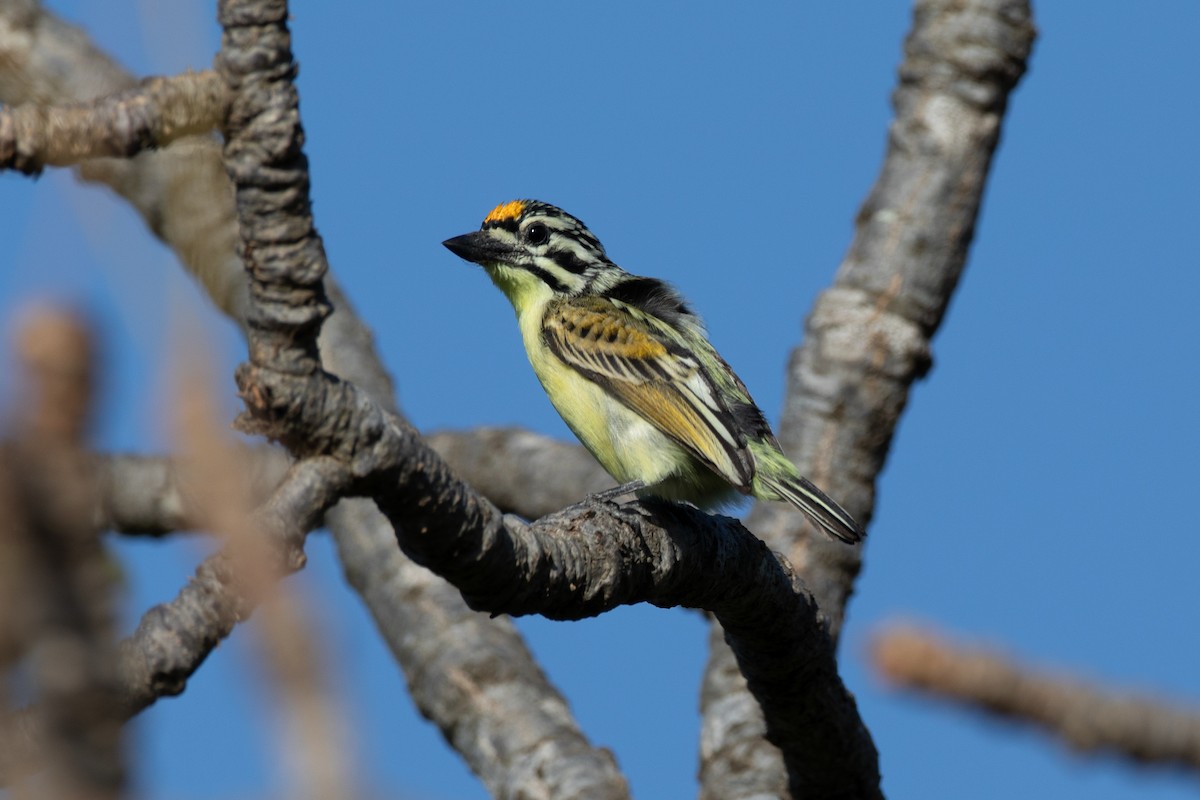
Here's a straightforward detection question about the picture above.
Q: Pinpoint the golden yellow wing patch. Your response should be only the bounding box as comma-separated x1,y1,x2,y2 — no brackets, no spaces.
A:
542,297,754,488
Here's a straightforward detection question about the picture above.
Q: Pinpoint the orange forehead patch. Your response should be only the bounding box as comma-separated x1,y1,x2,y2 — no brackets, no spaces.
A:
483,200,525,225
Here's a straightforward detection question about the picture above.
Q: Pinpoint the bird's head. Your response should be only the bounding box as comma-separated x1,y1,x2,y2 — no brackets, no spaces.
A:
443,200,619,304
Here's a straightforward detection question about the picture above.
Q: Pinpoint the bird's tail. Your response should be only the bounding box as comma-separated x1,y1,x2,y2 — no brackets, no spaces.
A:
757,471,865,545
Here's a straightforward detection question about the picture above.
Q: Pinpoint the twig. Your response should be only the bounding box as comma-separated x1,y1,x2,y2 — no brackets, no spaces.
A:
873,625,1200,771
0,71,226,174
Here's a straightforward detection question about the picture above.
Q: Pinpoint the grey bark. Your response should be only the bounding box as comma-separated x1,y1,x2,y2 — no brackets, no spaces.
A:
214,0,879,793
0,0,1039,796
0,4,630,797
699,1,1036,796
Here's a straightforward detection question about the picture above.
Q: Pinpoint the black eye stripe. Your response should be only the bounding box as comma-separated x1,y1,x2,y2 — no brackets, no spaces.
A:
547,247,590,275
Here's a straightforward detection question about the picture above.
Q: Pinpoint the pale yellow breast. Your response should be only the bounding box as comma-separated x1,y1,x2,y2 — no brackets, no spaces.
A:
516,301,686,486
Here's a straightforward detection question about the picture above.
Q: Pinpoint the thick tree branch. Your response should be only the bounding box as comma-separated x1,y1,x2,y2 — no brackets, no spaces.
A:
425,427,614,518
0,71,226,173
787,0,1034,641
700,0,1036,795
224,335,880,795
212,2,637,797
0,5,632,794
873,626,1200,771
93,430,597,537
2,1,887,795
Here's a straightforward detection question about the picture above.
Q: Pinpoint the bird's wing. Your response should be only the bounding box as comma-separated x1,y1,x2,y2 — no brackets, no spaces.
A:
542,296,755,488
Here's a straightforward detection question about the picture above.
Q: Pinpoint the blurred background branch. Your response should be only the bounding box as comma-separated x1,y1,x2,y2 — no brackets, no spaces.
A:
0,307,125,798
873,624,1200,772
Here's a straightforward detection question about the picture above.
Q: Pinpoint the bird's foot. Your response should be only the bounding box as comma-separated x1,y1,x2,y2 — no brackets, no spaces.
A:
580,481,653,519
586,480,648,505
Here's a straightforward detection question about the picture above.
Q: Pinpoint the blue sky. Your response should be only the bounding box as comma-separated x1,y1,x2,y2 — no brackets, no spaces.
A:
2,2,1199,798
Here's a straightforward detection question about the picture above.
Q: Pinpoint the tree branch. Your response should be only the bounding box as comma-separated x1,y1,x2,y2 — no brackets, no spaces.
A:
213,2,638,797
700,0,1036,795
0,4,633,792
0,71,226,174
94,448,289,536
873,625,1200,771
93,430,599,537
425,427,614,518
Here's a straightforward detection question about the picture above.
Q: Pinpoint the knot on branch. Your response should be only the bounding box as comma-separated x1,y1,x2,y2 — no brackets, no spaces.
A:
234,365,393,481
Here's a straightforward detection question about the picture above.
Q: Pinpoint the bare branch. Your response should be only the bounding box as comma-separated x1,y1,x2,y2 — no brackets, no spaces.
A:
701,0,1036,794
115,455,349,717
329,499,631,799
0,455,351,787
426,427,613,518
211,3,635,797
92,430,595,537
873,625,1200,771
783,0,1035,636
381,440,880,797
173,351,357,800
94,448,289,536
0,71,226,174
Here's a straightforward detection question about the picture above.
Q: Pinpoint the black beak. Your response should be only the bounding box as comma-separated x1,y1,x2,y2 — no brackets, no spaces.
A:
442,231,516,266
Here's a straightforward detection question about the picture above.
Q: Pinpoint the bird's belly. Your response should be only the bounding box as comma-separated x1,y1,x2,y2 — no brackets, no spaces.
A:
518,305,733,505
527,351,682,486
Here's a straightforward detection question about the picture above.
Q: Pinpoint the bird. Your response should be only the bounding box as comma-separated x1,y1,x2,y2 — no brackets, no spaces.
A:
442,199,864,544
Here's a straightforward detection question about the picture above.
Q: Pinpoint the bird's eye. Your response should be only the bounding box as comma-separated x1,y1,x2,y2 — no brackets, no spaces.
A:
525,222,549,246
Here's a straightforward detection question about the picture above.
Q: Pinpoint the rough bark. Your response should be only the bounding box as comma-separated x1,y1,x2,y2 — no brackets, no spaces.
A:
0,5,631,797
211,1,879,792
0,71,225,173
0,0,1043,796
699,1,1037,796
